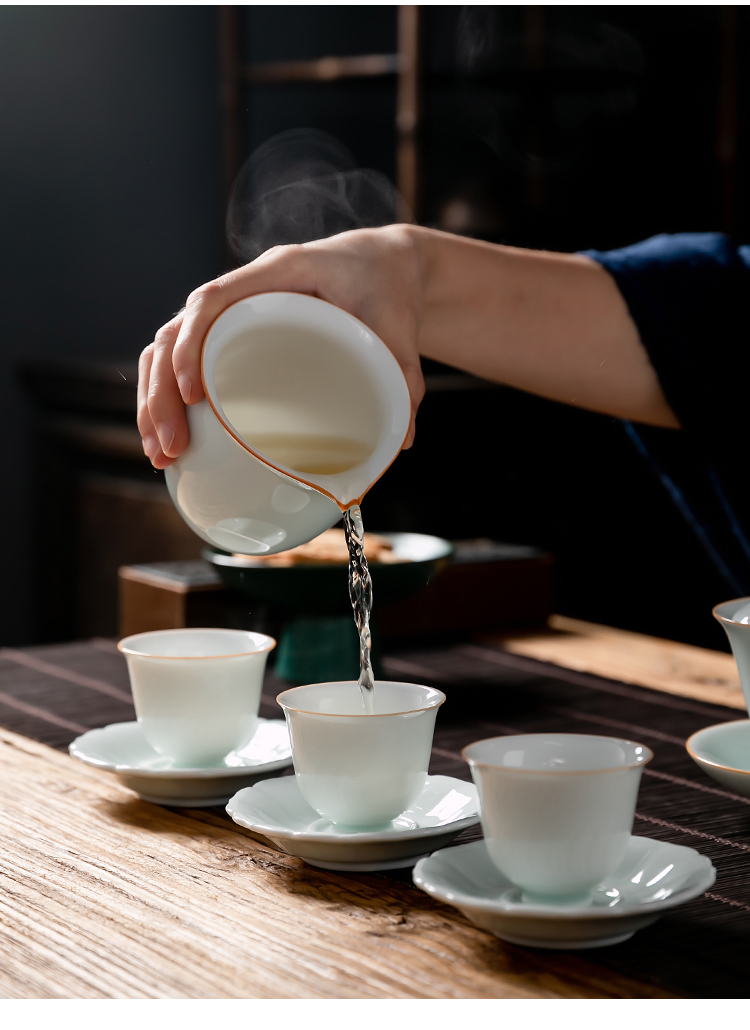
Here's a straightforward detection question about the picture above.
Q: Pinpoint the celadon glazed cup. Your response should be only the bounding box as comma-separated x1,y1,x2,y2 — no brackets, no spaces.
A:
713,598,750,713
463,733,652,904
277,681,445,828
119,628,276,767
164,292,412,555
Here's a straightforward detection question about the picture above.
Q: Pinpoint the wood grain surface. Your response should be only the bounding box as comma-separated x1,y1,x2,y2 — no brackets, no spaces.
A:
494,615,745,710
0,728,675,1000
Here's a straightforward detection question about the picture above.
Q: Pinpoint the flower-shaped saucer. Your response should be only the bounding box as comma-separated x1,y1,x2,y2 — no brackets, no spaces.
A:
69,719,292,806
686,720,750,798
226,774,480,871
413,835,715,950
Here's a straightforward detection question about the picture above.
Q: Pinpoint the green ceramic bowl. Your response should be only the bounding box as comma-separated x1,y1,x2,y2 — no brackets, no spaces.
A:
202,533,453,616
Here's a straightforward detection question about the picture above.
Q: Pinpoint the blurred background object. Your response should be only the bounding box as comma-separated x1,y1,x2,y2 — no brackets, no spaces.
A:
117,539,553,686
3,5,748,650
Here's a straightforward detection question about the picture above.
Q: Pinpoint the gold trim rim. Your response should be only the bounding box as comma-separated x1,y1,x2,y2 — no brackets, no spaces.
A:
276,684,446,718
118,629,277,660
685,721,750,777
712,597,750,627
199,292,412,511
461,734,653,775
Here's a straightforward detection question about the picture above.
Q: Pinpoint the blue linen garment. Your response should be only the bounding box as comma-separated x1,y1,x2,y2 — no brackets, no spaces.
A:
582,234,750,596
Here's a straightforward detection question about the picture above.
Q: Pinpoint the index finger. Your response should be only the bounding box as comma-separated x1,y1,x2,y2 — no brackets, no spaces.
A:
172,245,317,405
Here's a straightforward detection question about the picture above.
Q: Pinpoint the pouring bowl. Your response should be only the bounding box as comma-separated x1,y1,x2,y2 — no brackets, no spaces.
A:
165,292,411,555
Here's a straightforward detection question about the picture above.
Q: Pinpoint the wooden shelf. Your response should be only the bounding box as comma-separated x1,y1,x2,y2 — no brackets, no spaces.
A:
243,53,400,84
219,5,422,223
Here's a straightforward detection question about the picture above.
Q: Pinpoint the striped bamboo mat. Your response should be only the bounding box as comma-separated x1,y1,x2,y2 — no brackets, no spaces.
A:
0,637,748,997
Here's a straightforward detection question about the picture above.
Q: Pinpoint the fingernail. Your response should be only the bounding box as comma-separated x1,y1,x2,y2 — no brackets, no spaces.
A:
403,414,416,449
178,372,192,404
143,435,159,462
157,423,175,456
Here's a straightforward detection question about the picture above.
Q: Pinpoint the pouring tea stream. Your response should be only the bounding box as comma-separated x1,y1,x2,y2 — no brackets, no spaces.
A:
164,291,412,706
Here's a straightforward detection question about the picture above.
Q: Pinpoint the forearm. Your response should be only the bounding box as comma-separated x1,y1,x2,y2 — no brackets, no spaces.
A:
414,228,680,429
139,223,680,469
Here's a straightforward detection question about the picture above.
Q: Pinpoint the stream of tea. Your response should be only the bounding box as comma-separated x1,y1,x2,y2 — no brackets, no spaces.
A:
342,505,375,714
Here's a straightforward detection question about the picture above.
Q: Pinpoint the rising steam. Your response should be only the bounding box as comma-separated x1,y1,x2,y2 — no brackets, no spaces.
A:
227,128,407,264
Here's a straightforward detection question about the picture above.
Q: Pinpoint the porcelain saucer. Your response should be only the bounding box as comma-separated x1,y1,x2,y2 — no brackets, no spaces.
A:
69,718,292,806
226,774,480,870
413,835,715,950
686,720,750,798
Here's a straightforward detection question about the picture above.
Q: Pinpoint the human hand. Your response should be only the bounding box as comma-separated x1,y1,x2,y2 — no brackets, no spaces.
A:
137,224,427,469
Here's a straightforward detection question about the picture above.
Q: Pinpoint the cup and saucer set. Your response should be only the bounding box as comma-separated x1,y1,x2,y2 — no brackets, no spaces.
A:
70,629,293,807
227,680,479,872
685,598,750,799
416,735,714,950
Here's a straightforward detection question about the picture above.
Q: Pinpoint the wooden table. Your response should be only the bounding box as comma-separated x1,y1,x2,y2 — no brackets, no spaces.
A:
0,617,742,999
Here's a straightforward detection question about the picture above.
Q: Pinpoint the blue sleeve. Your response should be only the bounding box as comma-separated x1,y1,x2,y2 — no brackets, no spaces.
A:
582,233,749,445
582,234,750,595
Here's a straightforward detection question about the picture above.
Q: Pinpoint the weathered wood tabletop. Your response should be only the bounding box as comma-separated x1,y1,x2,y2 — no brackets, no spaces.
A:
0,725,676,1000
0,618,743,999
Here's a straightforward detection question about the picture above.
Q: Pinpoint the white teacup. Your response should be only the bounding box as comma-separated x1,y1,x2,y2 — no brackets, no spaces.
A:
119,628,276,767
277,680,445,828
714,598,750,713
463,733,652,903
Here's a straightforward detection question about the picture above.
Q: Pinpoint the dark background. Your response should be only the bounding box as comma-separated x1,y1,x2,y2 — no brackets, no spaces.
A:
0,6,221,644
1,6,748,650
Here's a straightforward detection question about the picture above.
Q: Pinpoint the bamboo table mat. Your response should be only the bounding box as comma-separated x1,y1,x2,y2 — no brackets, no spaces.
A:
0,637,748,998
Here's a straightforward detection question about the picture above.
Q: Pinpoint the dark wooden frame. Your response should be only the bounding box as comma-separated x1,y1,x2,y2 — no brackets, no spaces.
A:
217,4,422,239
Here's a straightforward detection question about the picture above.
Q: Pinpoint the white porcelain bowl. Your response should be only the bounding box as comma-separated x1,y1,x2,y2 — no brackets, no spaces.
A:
713,597,750,713
464,733,652,902
277,680,445,828
119,628,275,767
165,292,411,555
